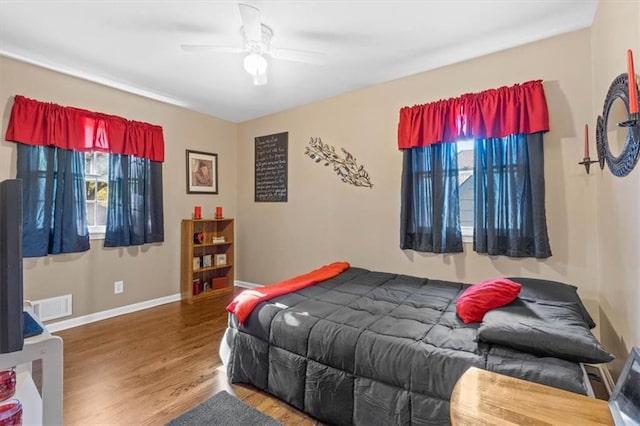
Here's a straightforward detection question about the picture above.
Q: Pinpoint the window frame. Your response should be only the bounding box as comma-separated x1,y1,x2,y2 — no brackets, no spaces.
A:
84,152,108,240
461,226,473,243
456,139,474,242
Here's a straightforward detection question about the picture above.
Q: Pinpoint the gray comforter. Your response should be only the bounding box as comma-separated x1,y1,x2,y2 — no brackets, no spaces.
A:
222,267,589,425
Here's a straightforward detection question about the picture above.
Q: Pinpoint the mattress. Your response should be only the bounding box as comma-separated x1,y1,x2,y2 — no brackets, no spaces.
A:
221,267,592,425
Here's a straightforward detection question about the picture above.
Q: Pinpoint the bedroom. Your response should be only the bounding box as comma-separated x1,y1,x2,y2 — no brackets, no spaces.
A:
0,0,638,424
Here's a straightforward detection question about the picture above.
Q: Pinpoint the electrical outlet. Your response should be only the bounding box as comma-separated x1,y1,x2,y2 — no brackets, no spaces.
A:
114,281,124,294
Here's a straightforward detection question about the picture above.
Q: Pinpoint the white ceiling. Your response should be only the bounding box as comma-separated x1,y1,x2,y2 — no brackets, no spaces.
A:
0,0,597,123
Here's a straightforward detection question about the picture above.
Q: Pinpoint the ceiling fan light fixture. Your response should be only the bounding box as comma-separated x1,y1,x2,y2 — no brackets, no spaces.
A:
182,4,323,87
244,53,268,83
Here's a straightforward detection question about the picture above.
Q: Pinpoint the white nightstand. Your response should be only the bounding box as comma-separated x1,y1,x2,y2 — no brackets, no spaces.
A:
0,303,63,426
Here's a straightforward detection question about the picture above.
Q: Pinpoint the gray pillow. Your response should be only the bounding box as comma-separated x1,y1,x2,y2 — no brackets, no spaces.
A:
507,277,596,329
478,299,614,364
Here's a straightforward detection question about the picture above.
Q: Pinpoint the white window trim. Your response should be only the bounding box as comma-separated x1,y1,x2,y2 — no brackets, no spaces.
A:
89,225,106,240
457,139,474,244
461,226,473,243
85,152,108,240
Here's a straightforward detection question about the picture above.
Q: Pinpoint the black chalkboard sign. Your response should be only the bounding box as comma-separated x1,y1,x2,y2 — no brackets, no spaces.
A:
255,132,288,202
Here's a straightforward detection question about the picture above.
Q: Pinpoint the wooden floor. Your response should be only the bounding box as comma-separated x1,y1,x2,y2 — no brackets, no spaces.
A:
55,292,322,425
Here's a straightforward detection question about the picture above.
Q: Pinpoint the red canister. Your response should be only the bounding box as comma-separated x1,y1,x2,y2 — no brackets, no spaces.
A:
0,369,16,402
0,400,22,426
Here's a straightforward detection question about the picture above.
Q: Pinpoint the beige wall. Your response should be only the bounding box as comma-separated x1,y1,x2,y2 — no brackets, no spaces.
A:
236,30,602,324
2,2,638,364
591,0,640,378
0,56,237,318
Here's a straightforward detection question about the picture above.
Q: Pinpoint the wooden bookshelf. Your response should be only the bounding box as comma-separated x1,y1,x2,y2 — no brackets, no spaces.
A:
180,218,234,304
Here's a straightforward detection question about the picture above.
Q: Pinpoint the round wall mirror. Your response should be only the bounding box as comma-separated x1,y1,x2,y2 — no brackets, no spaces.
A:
596,73,640,177
607,98,629,158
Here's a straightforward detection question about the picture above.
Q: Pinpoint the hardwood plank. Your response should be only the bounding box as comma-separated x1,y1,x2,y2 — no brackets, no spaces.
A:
56,292,322,425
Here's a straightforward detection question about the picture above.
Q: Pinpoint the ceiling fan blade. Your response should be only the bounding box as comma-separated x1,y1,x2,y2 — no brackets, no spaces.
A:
181,44,245,53
269,48,326,65
239,3,262,43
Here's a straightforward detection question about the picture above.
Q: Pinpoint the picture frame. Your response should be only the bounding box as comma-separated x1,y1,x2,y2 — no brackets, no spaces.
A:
186,150,218,194
202,254,212,268
215,253,227,266
609,346,640,425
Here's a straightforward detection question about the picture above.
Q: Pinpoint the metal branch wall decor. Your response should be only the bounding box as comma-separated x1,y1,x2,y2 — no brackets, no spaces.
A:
304,137,373,188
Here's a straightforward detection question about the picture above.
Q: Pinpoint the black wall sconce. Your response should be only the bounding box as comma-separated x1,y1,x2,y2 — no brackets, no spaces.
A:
592,49,640,177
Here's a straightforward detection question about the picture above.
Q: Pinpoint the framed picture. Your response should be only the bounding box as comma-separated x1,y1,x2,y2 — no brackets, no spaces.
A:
215,253,227,266
186,150,218,194
202,254,212,268
609,346,640,425
255,132,288,202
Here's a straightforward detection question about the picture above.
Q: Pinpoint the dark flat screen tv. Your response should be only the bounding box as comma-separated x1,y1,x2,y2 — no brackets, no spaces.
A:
0,178,24,354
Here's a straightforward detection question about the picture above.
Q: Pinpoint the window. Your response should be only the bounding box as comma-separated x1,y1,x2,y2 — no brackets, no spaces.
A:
9,96,165,254
84,152,109,239
398,80,551,257
456,139,474,241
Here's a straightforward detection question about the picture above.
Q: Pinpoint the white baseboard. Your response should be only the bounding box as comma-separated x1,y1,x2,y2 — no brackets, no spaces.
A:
46,280,264,333
234,280,264,289
46,293,181,333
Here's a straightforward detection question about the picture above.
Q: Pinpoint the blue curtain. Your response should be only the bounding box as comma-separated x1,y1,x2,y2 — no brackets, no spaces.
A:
400,142,463,253
16,144,90,257
473,132,551,258
104,154,164,247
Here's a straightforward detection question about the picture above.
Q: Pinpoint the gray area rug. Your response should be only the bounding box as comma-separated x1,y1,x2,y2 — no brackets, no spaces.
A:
166,391,283,426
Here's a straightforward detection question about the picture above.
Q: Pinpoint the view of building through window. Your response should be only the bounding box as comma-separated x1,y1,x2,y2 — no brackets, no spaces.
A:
85,152,109,230
456,139,474,230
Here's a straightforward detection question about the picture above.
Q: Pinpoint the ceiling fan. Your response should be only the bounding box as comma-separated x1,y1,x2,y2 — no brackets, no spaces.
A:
181,3,326,86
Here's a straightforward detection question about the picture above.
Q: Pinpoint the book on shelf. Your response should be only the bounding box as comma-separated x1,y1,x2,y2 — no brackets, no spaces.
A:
192,278,202,295
212,277,227,289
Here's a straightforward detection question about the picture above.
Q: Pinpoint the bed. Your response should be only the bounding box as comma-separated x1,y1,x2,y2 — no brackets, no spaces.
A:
220,265,612,425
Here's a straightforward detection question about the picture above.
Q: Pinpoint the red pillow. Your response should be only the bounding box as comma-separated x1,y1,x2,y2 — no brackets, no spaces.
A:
456,278,522,323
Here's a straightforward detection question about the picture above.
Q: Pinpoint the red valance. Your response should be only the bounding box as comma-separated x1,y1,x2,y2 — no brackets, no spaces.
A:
5,95,165,162
397,80,549,150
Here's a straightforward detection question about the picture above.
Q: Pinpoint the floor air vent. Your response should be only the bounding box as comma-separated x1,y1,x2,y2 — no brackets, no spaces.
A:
31,295,73,321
